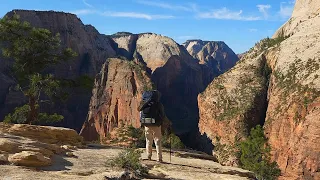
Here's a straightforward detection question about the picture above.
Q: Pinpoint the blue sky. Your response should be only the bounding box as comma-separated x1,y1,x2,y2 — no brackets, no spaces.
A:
0,0,295,53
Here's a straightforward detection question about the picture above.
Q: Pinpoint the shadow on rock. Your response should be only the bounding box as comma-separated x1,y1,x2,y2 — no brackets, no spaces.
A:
40,155,73,171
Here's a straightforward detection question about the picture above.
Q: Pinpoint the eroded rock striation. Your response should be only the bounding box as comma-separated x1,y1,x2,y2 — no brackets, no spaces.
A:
79,58,153,141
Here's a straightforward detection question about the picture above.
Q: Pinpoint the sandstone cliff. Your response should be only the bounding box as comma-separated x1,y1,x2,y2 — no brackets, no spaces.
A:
264,0,320,178
183,40,239,75
198,40,271,165
79,58,153,141
198,0,320,179
0,10,116,131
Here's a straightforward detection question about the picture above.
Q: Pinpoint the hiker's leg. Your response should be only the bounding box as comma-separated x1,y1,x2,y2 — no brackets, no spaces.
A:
153,125,163,162
144,126,153,159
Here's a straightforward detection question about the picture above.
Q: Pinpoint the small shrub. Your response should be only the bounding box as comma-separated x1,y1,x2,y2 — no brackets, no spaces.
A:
162,132,185,149
3,104,63,125
107,148,148,176
239,125,281,180
127,125,146,148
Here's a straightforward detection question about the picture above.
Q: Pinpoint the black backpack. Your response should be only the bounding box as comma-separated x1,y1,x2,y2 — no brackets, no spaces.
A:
139,90,162,126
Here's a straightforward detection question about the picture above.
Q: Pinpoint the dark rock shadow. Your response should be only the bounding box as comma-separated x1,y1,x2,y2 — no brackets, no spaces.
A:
40,155,73,171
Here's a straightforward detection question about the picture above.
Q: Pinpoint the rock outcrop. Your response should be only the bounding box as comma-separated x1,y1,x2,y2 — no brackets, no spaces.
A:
198,0,320,179
183,40,239,75
0,10,116,131
273,0,320,38
198,40,270,165
0,123,83,167
79,58,153,141
264,1,320,178
8,151,52,167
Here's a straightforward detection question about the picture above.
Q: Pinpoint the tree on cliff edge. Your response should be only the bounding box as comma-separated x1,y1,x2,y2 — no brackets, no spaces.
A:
0,12,77,124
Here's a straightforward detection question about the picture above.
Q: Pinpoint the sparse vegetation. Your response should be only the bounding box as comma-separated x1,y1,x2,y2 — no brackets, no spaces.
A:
128,60,154,91
261,35,290,49
272,58,320,122
107,148,148,176
239,125,281,180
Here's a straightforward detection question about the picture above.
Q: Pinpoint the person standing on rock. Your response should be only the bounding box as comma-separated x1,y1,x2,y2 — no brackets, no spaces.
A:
138,90,170,162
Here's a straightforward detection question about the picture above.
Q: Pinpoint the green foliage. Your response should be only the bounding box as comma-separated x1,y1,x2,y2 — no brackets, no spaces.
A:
239,125,281,180
37,113,64,124
162,132,185,149
3,105,30,124
0,13,77,80
4,104,63,125
74,75,94,91
107,148,148,175
0,13,76,124
261,35,290,49
127,125,146,148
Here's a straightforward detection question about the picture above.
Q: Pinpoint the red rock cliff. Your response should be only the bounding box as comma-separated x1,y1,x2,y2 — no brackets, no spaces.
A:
79,58,152,141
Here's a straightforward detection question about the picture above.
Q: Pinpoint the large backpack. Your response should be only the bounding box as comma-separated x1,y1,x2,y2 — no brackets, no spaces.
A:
139,90,162,126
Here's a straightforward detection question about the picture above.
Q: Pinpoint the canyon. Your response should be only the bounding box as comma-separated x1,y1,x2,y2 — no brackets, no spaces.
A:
1,0,320,179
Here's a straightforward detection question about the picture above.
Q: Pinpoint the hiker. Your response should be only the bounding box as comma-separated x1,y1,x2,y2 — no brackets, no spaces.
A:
138,90,170,162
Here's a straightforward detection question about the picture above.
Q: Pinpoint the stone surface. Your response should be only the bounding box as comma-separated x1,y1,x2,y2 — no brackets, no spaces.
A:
0,147,255,180
4,123,83,146
0,153,9,163
8,151,51,167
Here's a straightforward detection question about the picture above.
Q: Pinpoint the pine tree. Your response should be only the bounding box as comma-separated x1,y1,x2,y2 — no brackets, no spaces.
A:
239,125,281,180
0,12,77,124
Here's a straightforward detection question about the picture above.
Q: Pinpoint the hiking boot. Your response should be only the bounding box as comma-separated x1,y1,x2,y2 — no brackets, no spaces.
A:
158,159,163,163
148,156,151,160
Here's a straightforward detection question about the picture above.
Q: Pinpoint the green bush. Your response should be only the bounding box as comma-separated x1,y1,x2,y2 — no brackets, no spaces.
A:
107,148,148,175
3,104,63,125
162,132,185,149
239,125,281,180
127,125,146,148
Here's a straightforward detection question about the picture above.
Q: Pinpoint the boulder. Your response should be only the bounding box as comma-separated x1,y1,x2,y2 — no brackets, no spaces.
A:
8,151,51,167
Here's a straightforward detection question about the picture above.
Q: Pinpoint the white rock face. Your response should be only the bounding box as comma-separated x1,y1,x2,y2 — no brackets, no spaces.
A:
136,33,182,71
273,0,320,38
292,0,320,18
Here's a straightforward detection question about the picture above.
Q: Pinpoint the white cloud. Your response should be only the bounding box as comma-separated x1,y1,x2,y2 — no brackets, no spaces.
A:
198,7,261,21
70,8,174,20
83,0,93,8
279,1,295,19
257,4,271,18
71,9,96,15
101,11,175,20
136,0,196,12
249,28,258,32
